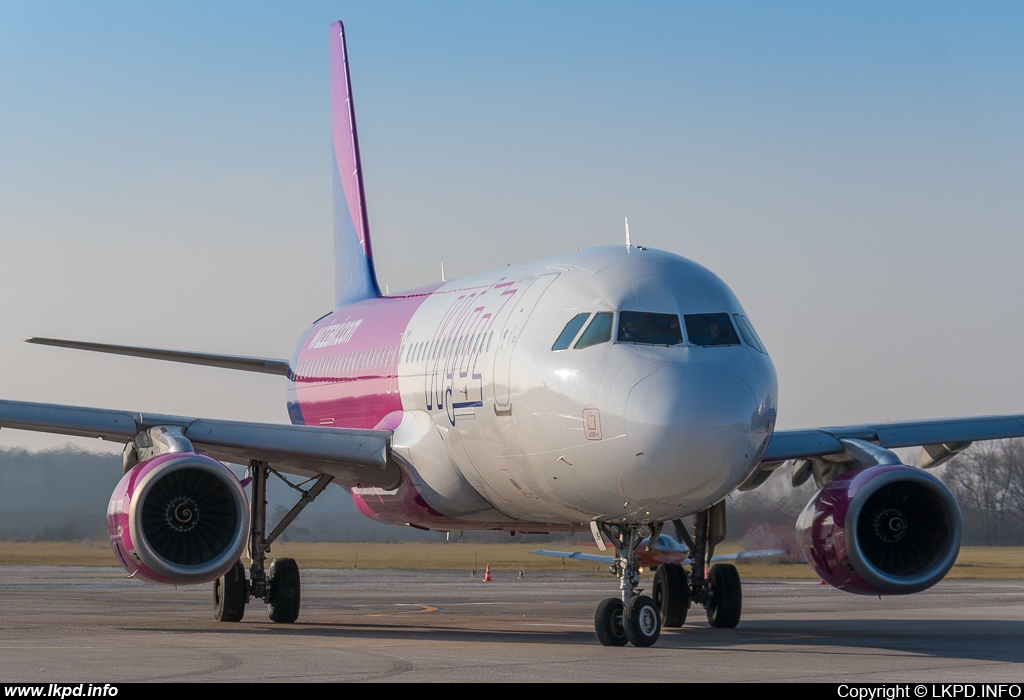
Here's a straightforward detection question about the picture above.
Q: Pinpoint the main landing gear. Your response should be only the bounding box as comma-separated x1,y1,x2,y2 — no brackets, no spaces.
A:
213,460,332,624
593,503,742,648
682,504,743,630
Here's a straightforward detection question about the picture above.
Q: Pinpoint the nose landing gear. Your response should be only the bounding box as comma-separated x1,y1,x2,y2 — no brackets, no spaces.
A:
593,523,662,647
592,503,742,647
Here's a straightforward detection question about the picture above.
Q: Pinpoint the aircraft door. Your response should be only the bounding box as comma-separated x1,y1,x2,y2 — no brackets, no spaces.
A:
492,273,557,413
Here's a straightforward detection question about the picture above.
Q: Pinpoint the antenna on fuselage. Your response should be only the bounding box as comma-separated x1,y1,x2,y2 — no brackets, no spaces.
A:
441,262,446,282
625,217,631,253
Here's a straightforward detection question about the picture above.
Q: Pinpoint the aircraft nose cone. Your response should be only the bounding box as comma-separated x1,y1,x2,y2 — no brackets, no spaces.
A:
623,362,768,506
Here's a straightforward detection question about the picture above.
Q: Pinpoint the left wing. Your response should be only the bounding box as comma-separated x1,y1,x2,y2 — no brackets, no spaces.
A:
0,399,397,488
741,414,1024,490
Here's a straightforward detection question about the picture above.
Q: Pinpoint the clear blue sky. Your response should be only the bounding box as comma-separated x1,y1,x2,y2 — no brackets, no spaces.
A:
1,2,1022,452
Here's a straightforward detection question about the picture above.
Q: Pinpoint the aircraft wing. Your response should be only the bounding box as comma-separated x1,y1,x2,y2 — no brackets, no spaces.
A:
763,415,1024,462
0,399,398,489
529,548,785,565
710,549,787,561
530,550,615,564
742,414,1024,491
24,337,290,376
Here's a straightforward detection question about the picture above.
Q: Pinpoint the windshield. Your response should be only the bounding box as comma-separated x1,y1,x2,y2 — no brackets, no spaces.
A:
683,313,741,347
618,311,683,346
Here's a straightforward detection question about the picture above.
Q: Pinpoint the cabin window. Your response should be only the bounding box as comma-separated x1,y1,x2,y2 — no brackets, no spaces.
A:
683,313,741,347
575,312,614,349
552,313,591,351
617,311,683,346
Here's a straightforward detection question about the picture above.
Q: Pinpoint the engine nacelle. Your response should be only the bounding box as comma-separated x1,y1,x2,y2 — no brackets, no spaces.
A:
107,452,249,585
796,464,961,595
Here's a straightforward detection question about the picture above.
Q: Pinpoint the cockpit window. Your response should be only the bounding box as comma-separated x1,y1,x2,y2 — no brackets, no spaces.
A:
574,312,614,349
618,311,683,346
552,313,591,351
733,314,768,354
683,313,741,347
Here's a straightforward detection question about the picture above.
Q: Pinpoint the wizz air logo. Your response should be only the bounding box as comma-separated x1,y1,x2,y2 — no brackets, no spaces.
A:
424,279,518,425
307,318,362,349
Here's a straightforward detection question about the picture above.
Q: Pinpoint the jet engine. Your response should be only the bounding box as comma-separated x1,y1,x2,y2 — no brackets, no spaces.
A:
107,452,250,585
795,464,962,595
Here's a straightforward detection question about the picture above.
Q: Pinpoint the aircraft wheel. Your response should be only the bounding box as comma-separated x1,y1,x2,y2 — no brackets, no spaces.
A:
623,595,661,647
705,563,742,628
267,557,301,624
213,560,247,623
594,597,628,647
652,563,689,628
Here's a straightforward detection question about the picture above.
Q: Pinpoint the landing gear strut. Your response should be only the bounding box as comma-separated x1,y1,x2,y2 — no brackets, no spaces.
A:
677,502,742,629
593,523,662,647
212,460,332,624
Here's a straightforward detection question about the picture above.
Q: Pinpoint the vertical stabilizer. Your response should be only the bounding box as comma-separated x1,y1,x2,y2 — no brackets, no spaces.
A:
330,21,381,307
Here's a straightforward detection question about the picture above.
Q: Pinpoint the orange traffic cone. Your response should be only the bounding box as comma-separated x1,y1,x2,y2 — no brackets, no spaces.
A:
483,564,492,582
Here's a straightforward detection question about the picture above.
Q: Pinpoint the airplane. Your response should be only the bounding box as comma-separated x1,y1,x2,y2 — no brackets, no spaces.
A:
531,534,786,572
4,20,1024,648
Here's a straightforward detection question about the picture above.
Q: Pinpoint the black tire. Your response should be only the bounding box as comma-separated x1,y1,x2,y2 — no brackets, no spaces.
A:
594,597,628,647
267,557,301,624
623,595,661,647
705,563,742,628
652,563,689,628
213,560,247,623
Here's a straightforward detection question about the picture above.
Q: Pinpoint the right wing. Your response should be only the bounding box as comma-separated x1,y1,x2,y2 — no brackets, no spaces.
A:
0,399,397,488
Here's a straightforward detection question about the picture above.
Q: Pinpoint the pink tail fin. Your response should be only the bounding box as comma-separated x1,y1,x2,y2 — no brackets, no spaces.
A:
329,21,381,307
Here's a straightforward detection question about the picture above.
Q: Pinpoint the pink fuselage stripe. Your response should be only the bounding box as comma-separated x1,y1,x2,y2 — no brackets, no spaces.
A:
291,293,429,429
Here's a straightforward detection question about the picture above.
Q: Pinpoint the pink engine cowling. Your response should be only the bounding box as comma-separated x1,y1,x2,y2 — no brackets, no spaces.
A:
796,464,962,596
107,452,250,585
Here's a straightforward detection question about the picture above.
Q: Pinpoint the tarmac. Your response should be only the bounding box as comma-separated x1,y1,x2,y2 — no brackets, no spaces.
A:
1,566,1022,682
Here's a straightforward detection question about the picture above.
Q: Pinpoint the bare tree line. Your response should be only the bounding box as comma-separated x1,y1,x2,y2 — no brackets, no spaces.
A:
940,438,1024,545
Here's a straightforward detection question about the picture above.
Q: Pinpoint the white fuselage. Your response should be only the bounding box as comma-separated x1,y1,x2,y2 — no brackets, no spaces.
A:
291,246,778,527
